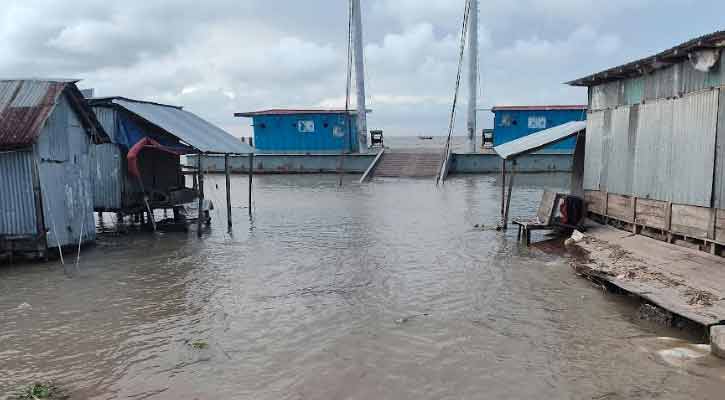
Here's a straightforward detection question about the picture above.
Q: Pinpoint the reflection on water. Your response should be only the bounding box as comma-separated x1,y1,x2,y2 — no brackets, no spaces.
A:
1,174,722,399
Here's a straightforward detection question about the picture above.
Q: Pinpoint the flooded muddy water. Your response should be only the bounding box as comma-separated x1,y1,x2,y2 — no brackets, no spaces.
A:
1,174,723,399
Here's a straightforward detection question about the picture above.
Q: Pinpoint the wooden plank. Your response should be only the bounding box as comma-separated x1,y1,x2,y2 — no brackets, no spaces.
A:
536,191,557,225
715,209,725,243
584,190,605,215
671,204,712,239
576,223,725,327
635,198,668,230
607,193,634,222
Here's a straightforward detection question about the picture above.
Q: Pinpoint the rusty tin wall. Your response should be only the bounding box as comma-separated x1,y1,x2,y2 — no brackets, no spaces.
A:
91,143,123,211
0,150,37,236
36,95,96,248
585,89,720,208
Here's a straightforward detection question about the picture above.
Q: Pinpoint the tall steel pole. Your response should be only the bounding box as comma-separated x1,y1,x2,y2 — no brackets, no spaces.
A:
466,0,479,153
352,0,368,153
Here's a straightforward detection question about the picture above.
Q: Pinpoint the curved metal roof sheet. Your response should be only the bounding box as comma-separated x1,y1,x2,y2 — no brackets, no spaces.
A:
112,99,254,154
493,120,586,160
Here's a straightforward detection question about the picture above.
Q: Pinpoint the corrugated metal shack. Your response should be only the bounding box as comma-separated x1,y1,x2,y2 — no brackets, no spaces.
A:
234,109,364,154
491,105,587,153
568,30,725,253
0,79,109,257
88,97,254,226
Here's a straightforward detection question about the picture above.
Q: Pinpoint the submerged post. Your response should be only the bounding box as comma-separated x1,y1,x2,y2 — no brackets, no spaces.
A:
503,160,516,230
197,154,205,238
248,153,254,216
225,154,232,230
500,159,506,223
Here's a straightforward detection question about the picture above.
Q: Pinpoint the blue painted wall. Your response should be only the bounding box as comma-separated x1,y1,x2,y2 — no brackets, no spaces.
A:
492,108,586,153
250,113,359,154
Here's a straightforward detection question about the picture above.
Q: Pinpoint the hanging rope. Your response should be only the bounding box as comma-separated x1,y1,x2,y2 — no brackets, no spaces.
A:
437,0,471,185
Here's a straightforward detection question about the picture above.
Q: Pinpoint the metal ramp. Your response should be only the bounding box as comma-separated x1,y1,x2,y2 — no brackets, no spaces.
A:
360,150,443,181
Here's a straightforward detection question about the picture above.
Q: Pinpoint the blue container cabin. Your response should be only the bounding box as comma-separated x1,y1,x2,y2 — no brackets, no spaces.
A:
235,109,362,154
491,105,587,153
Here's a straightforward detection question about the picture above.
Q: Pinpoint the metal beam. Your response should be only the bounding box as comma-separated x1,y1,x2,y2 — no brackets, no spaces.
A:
352,0,368,153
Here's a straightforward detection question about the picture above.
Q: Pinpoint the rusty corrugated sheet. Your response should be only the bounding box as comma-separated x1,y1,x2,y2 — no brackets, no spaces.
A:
590,81,623,110
632,90,718,207
715,89,725,209
92,106,117,142
644,65,679,101
36,94,96,247
603,106,634,195
0,80,68,147
0,150,37,236
91,143,123,211
569,30,725,86
583,110,604,190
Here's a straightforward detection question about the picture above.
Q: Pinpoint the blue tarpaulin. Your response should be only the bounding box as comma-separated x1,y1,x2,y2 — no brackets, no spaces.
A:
116,115,192,153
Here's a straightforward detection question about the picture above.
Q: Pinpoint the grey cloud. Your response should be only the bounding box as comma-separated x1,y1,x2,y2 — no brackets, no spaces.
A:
1,0,722,137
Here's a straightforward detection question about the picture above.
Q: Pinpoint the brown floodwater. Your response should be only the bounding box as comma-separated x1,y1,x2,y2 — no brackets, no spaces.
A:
1,174,723,399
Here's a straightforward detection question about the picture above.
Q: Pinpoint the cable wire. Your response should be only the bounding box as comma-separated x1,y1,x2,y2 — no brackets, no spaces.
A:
437,0,471,185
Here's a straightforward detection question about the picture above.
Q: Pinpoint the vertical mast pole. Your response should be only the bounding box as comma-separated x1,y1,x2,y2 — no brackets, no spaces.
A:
466,0,479,153
352,0,368,153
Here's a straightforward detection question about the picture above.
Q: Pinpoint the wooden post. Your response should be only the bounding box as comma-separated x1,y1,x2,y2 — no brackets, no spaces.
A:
500,159,506,224
631,196,638,234
225,154,232,230
197,153,205,238
665,201,673,243
248,153,254,216
503,160,516,230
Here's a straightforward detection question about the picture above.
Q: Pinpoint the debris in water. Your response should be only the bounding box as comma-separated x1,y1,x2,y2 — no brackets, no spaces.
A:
638,303,673,327
395,313,430,324
187,339,209,350
13,382,69,400
684,289,717,306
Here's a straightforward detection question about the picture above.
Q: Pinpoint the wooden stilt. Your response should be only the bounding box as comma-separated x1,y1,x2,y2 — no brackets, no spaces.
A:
197,153,205,238
500,159,506,224
503,160,516,230
248,153,254,216
225,154,232,230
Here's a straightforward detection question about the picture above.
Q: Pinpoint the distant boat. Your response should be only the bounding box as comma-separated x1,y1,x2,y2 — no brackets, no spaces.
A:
418,136,434,140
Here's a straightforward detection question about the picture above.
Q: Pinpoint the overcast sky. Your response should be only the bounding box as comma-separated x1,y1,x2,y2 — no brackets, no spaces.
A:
1,0,723,137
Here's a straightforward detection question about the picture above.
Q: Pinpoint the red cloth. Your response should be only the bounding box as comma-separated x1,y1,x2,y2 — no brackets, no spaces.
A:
127,137,185,178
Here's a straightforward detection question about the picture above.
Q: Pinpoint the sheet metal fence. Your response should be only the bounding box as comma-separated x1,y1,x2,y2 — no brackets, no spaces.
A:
585,88,720,208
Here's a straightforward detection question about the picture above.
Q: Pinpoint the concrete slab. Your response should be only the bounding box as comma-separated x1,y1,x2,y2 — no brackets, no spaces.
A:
573,222,725,327
711,326,725,359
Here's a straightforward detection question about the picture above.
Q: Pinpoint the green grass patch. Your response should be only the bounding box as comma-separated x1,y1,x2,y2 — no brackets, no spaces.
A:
13,382,69,399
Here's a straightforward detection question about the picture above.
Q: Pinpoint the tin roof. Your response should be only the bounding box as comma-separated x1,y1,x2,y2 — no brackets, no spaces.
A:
491,105,587,112
235,108,371,117
0,79,108,148
568,30,725,87
493,120,586,160
92,97,254,154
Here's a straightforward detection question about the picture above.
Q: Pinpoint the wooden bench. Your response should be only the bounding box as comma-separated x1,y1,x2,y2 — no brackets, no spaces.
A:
512,191,559,246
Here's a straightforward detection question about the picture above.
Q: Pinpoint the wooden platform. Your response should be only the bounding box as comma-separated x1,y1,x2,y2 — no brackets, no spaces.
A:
574,222,725,327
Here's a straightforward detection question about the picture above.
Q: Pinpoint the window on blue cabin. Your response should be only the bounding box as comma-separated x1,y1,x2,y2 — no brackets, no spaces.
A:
528,116,547,129
500,114,515,127
298,120,315,133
